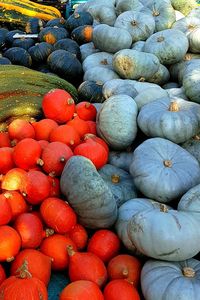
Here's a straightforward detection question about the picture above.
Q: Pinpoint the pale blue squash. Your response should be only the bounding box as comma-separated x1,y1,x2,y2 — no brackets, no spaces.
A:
60,156,118,229
148,63,170,85
188,7,200,19
114,11,155,43
137,97,200,143
162,82,180,89
108,150,134,172
82,52,114,72
96,94,138,150
178,183,200,219
144,29,189,65
130,137,200,202
98,164,137,207
80,42,100,62
102,79,138,99
83,66,120,84
166,87,188,100
131,41,146,51
115,0,144,15
182,59,200,103
172,16,200,35
127,202,200,261
141,258,200,300
188,27,200,53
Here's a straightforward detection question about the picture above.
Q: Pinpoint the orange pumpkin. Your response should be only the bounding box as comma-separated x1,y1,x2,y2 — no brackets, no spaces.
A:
1,168,27,191
103,279,140,300
49,124,81,149
67,114,90,138
0,147,15,174
0,194,12,225
68,223,88,251
32,118,58,141
0,264,6,285
76,101,97,121
8,119,35,142
3,190,28,221
0,225,21,262
0,132,11,147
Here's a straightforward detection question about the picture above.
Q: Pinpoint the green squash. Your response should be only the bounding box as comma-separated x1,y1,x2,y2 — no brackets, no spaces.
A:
60,156,118,229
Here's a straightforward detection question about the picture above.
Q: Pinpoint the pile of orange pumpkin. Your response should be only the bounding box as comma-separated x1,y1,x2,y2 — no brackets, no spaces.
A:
0,88,142,299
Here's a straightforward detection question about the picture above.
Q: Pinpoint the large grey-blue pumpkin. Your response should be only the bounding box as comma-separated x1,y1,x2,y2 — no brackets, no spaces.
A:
83,66,120,84
141,258,200,300
112,49,160,80
188,27,200,53
134,86,168,110
115,198,163,254
60,156,118,229
182,59,200,103
144,29,189,65
82,52,114,72
96,94,138,150
80,42,100,62
129,137,200,203
108,150,134,172
98,164,137,207
102,79,138,99
172,16,200,36
127,202,200,261
178,183,200,220
137,96,200,143
115,0,144,15
148,63,170,85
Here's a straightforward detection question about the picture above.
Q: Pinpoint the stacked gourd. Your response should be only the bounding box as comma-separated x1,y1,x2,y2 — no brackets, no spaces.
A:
60,0,200,299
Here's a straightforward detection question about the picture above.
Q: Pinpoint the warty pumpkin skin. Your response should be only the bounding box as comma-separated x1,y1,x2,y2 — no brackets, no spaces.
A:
98,164,137,207
96,94,138,150
60,155,118,229
144,29,189,65
114,11,155,43
137,96,200,143
92,24,132,54
112,49,160,81
141,258,200,300
130,137,200,203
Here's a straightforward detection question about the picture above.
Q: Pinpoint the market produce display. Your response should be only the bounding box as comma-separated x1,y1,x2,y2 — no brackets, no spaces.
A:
1,0,200,299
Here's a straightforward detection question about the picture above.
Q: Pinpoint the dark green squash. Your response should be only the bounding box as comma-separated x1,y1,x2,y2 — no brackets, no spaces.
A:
0,56,11,65
78,80,105,103
38,27,69,45
53,38,81,60
47,49,83,84
45,17,67,29
5,29,25,46
28,42,53,63
25,17,45,34
12,38,35,50
3,47,32,67
66,11,93,32
0,28,9,49
71,25,93,45
0,65,78,131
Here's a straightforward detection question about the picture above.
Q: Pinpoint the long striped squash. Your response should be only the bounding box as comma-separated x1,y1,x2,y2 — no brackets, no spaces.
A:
0,65,78,131
0,0,61,27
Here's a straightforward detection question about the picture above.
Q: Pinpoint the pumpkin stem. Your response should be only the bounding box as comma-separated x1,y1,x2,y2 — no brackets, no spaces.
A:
160,204,168,213
182,267,196,278
157,36,164,43
139,77,146,82
60,156,66,163
84,133,95,140
70,140,75,146
6,256,15,262
74,13,80,19
152,9,160,17
37,158,44,166
45,228,54,237
184,54,192,61
15,260,32,279
96,81,103,86
68,98,74,105
60,17,65,24
193,135,200,140
169,101,179,112
49,171,56,177
122,268,129,276
67,245,76,256
131,20,137,26
3,192,11,199
163,160,172,168
85,102,91,108
100,59,108,65
111,174,120,183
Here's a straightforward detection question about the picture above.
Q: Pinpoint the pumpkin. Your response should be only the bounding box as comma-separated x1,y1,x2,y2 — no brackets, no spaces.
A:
67,114,90,137
96,94,138,150
8,118,35,142
130,137,200,203
137,97,200,143
4,47,32,67
0,225,21,262
53,38,81,59
163,82,180,89
47,49,83,83
38,27,69,44
128,201,200,261
98,164,137,207
80,42,100,61
45,17,67,29
83,3,116,26
182,59,200,103
1,167,27,191
28,42,53,63
148,64,170,85
0,57,11,65
87,229,120,263
108,150,134,172
71,25,93,45
102,79,138,99
103,279,140,300
49,124,81,148
0,132,11,147
188,27,200,53
181,134,200,163
0,147,14,175
60,155,118,228
82,52,114,72
131,41,145,51
67,245,107,288
107,254,142,287
10,249,52,286
172,16,200,36
78,80,105,103
114,11,155,43
68,223,88,251
5,29,24,46
146,0,176,32
188,7,200,19
83,66,120,84
0,193,12,225
0,264,6,285
178,183,200,220
25,17,45,34
0,28,8,49
171,0,198,15
66,11,93,32
141,258,200,300
144,29,189,65
112,49,160,81
115,0,144,15
32,118,58,141
92,24,132,53
12,38,35,50
59,280,104,300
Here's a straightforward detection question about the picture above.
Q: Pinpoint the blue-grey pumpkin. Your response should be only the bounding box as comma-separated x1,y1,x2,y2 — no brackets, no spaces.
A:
131,41,146,52
98,164,137,207
166,87,188,100
83,66,120,84
102,79,138,99
163,82,180,89
181,134,200,164
182,59,200,103
108,150,134,172
178,183,200,220
60,156,118,229
83,3,116,26
141,258,200,300
127,202,200,261
130,137,200,203
188,27,200,53
148,63,170,85
144,29,189,65
137,96,200,143
115,0,144,15
80,42,100,62
172,16,200,35
96,94,138,150
82,52,114,72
